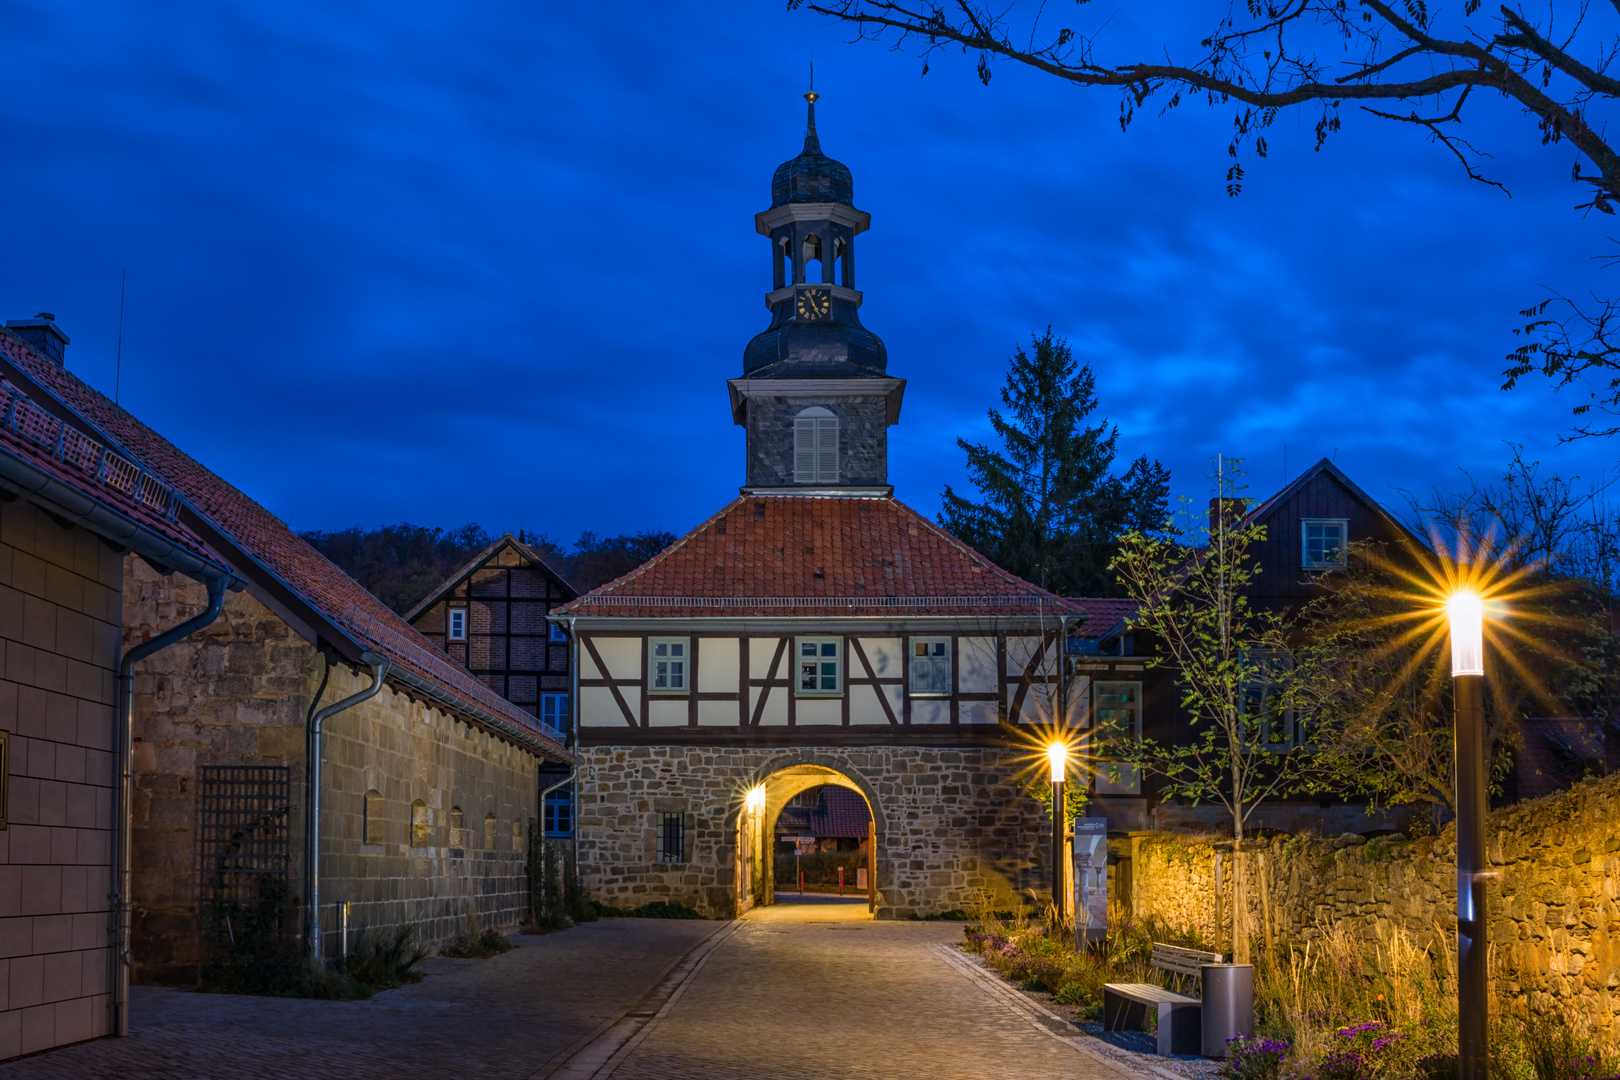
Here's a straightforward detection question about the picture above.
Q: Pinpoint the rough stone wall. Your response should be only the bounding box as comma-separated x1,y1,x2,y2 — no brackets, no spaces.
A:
744,395,890,488
577,744,1048,918
1124,774,1620,1045
124,560,540,983
0,500,123,1058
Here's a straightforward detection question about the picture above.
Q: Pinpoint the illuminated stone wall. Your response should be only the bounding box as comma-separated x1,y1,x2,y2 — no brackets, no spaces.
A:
1121,773,1620,1044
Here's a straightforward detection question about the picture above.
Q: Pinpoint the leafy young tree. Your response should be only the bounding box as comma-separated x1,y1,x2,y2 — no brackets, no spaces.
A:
1111,459,1324,964
941,328,1170,595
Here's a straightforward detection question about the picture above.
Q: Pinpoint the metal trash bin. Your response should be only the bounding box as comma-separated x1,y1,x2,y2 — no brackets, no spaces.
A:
1200,963,1253,1058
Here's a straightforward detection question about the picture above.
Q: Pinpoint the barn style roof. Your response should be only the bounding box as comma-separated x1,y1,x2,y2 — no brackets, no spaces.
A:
555,493,1113,623
0,327,571,764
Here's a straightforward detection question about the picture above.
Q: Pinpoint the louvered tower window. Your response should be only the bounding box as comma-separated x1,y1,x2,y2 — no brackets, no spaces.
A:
793,407,839,484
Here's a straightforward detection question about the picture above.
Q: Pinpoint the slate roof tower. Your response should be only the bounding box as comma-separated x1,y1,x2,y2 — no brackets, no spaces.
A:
731,92,904,496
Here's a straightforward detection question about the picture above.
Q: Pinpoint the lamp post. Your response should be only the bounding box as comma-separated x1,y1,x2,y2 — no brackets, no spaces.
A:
1047,741,1068,927
1447,591,1487,1080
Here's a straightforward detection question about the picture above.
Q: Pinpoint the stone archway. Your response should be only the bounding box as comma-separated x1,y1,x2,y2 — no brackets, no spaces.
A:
737,752,884,915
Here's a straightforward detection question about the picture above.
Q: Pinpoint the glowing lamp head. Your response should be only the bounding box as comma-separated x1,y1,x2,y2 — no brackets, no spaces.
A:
1046,741,1068,783
1447,591,1485,676
745,786,765,812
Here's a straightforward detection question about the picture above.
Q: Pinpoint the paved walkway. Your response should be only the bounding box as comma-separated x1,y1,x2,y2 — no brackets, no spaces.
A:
0,899,1145,1080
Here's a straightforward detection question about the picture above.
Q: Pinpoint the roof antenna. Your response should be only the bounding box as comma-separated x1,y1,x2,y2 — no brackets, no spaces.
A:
114,268,126,406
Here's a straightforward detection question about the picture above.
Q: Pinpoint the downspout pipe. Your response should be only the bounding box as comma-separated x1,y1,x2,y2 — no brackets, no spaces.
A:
113,574,229,1037
305,653,389,965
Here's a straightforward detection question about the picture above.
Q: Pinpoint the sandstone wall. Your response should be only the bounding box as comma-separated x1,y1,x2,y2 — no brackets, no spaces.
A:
0,500,124,1058
124,560,540,983
1123,774,1620,1045
577,744,1049,918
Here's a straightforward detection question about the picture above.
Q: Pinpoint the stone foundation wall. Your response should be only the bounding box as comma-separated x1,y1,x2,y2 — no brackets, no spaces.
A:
1123,774,1620,1045
577,744,1050,918
124,561,541,983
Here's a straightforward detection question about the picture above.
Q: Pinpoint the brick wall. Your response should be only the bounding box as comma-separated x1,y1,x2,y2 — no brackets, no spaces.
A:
0,499,124,1058
577,745,1048,918
124,560,542,984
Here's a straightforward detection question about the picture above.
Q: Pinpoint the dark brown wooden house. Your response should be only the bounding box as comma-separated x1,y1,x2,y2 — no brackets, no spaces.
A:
407,534,578,835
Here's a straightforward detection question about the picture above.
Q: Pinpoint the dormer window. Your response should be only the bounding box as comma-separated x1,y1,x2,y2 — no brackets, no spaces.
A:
794,407,838,484
447,608,467,642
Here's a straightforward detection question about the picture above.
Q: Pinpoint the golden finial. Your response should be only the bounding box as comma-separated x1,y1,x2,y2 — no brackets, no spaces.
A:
805,90,820,104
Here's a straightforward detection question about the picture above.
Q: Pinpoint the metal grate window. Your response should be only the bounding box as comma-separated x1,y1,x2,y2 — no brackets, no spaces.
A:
197,766,291,926
657,812,684,863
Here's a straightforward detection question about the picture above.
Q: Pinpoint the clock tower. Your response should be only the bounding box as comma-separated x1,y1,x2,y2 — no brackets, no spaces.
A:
730,92,904,496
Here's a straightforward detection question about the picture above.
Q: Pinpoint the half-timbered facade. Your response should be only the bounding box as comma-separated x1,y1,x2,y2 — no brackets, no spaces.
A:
554,94,1117,919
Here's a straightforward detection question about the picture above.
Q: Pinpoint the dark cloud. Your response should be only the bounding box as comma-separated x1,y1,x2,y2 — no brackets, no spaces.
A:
0,0,1611,546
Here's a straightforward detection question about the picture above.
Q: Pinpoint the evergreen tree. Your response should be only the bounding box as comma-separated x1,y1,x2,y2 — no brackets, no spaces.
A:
939,329,1170,596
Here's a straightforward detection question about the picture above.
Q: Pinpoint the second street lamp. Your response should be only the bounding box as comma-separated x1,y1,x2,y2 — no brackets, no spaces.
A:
1447,591,1488,1080
1047,741,1068,927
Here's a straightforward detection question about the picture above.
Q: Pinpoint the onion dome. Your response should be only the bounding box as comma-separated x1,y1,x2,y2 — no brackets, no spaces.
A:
770,92,854,207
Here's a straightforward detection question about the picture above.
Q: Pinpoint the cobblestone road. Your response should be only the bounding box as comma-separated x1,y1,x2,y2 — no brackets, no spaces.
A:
0,898,1144,1080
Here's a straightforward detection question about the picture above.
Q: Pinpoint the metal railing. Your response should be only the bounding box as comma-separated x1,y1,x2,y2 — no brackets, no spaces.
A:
0,378,181,520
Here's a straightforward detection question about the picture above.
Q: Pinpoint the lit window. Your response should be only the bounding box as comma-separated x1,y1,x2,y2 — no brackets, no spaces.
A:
1302,519,1348,569
448,608,467,641
648,638,689,691
658,812,685,863
793,407,838,484
797,638,842,694
1092,682,1142,796
541,693,570,736
550,623,567,643
909,638,951,694
544,788,572,838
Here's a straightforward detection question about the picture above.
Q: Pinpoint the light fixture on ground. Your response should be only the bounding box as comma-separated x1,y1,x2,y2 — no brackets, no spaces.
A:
1447,590,1487,1080
1047,741,1068,926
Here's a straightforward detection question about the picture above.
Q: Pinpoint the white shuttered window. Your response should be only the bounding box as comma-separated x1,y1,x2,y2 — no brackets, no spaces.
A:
909,638,951,694
793,408,839,484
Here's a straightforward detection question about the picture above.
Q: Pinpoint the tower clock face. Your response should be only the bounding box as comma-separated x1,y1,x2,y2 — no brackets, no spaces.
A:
796,288,831,321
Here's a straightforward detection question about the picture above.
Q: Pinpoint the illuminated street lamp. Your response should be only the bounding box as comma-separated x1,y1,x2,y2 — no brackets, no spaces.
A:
1447,591,1487,1080
1047,741,1068,926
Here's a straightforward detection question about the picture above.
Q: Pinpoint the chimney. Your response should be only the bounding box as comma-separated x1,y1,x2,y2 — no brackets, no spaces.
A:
1208,497,1246,532
4,313,69,367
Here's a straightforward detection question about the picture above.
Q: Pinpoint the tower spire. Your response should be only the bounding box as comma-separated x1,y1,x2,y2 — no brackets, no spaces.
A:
803,89,821,155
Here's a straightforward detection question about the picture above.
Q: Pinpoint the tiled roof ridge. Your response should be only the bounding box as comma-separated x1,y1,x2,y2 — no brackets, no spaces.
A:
0,329,566,760
896,498,1064,601
568,496,747,602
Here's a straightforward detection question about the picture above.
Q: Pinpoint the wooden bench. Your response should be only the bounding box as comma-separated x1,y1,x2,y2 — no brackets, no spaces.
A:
1102,943,1222,1056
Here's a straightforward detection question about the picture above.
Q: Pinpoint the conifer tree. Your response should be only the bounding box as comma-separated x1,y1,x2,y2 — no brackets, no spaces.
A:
940,329,1170,596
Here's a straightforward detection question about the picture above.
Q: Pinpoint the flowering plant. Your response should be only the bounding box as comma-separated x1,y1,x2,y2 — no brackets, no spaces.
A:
1223,1035,1291,1080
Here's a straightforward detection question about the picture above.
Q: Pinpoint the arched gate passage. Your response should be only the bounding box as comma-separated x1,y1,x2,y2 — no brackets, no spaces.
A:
736,753,884,916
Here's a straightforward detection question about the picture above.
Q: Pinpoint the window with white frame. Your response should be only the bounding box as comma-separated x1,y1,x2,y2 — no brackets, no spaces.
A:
1093,681,1143,795
549,622,567,643
648,638,689,692
1240,649,1295,752
793,407,839,484
447,608,467,642
909,638,951,694
1302,519,1349,569
541,693,570,736
797,638,842,694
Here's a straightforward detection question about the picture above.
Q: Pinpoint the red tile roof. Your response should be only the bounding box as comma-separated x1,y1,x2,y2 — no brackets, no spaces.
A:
557,494,1116,621
0,328,569,763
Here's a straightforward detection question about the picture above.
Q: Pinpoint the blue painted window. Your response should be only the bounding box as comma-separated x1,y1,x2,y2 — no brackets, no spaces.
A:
544,789,572,838
541,693,570,737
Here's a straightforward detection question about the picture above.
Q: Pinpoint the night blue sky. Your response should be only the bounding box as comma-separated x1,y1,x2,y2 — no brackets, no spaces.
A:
0,1,1611,543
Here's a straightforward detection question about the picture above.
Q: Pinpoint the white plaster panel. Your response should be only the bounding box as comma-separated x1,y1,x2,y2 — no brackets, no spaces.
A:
749,636,789,676
1005,635,1053,676
648,698,688,727
590,636,642,680
958,637,997,692
580,686,630,727
795,698,840,726
847,684,895,725
910,699,950,726
960,699,999,725
698,699,739,726
753,686,787,725
855,637,902,678
699,637,740,693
